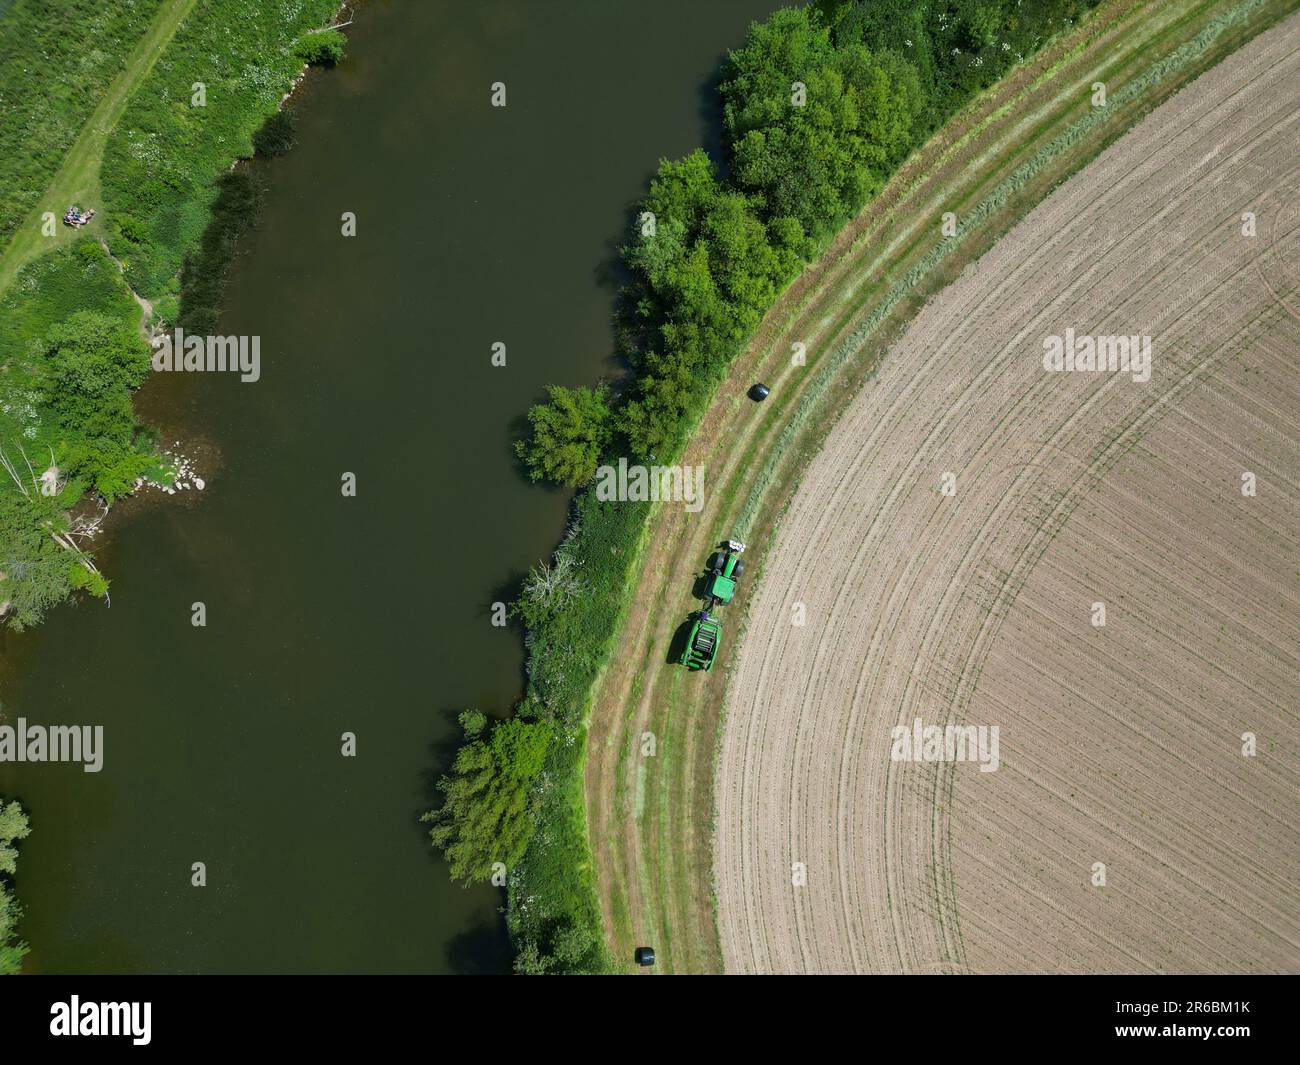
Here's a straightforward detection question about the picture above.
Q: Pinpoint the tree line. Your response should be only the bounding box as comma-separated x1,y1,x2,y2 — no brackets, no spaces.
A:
515,1,1097,487
0,798,31,974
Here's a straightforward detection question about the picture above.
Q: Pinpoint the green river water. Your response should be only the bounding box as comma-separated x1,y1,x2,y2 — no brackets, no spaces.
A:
0,0,783,973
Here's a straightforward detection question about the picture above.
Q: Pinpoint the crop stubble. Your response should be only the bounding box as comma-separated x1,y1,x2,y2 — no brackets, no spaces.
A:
714,19,1300,974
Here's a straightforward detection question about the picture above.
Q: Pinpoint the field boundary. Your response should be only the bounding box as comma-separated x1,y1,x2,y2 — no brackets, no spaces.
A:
584,0,1299,973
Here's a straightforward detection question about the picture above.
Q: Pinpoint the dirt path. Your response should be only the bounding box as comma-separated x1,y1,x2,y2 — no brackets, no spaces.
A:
0,0,197,297
583,0,1298,973
714,16,1300,973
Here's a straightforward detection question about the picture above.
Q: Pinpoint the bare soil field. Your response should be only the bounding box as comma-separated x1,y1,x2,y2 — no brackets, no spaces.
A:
714,17,1299,973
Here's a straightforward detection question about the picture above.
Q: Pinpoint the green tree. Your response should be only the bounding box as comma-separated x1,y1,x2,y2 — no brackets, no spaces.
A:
515,384,613,487
721,7,920,238
35,311,153,500
425,717,552,884
0,800,29,876
43,311,150,424
0,798,31,975
514,918,603,975
294,28,346,67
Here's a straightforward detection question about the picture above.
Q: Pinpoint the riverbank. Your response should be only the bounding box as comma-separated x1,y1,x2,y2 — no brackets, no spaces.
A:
432,0,1124,972
6,0,805,976
581,0,1295,972
0,0,349,971
0,0,347,631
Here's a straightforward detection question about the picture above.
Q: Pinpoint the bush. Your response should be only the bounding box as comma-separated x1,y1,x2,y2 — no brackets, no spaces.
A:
516,384,614,487
425,716,553,885
294,28,346,67
721,9,921,238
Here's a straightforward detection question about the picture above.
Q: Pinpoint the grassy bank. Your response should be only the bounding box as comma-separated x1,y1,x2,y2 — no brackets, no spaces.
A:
0,0,191,295
0,0,166,250
102,0,341,299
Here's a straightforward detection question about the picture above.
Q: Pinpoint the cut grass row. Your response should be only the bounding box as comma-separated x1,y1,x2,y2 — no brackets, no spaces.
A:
585,0,1297,973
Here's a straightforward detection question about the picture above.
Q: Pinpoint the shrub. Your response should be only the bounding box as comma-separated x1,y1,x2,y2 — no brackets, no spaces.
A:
425,716,553,885
516,384,614,487
294,28,346,67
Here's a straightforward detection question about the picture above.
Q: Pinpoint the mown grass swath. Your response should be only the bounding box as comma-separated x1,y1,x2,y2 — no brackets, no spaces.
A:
430,0,1101,974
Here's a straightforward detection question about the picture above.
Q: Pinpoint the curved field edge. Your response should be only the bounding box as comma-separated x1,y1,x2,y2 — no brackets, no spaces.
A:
583,0,1296,973
714,19,1298,973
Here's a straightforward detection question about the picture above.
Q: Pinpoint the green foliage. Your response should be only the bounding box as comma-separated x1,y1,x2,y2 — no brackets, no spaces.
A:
521,1,1101,470
616,150,803,457
0,0,165,246
101,0,341,295
0,798,30,974
503,497,647,973
0,239,138,364
721,7,921,238
1,251,152,628
832,0,1104,120
37,310,153,500
425,716,553,885
44,311,150,424
458,709,488,739
152,293,179,327
516,384,614,487
513,917,602,975
0,800,29,877
294,28,347,67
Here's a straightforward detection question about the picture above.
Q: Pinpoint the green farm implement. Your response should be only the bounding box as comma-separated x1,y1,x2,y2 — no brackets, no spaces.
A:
681,610,722,671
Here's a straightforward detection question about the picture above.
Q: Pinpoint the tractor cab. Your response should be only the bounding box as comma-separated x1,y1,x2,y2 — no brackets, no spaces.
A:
704,539,746,606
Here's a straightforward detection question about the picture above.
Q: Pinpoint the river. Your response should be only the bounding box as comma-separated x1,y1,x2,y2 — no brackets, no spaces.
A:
0,0,783,973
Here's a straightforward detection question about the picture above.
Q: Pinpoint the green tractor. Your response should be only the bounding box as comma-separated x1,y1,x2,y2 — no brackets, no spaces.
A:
681,610,722,671
680,539,747,672
704,539,746,606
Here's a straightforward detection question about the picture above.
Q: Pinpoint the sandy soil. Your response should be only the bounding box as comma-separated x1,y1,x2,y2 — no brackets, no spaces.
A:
715,18,1300,974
